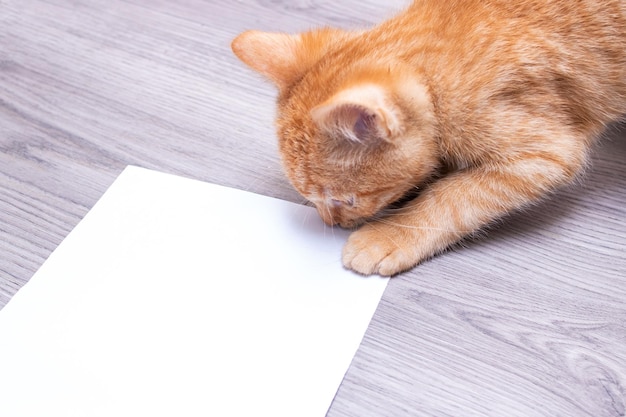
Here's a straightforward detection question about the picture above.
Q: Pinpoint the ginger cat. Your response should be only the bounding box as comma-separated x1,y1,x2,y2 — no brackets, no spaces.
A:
232,0,626,276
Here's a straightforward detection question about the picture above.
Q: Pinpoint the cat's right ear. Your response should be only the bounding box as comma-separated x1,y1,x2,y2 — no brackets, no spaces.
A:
231,31,304,90
311,84,403,144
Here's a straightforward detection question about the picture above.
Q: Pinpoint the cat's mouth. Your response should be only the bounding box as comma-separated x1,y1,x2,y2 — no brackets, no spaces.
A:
314,186,423,229
310,200,369,229
336,217,367,229
314,205,365,229
314,200,401,229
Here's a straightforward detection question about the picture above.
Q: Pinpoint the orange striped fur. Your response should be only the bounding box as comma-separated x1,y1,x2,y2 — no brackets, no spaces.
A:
232,0,626,276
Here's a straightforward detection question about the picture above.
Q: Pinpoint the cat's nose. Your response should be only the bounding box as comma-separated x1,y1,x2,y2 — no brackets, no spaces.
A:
315,203,342,226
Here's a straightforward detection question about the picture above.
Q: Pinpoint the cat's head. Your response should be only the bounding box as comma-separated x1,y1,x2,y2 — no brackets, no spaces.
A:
232,29,439,227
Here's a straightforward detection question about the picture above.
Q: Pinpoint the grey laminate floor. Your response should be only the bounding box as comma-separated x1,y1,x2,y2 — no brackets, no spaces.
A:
1,1,625,416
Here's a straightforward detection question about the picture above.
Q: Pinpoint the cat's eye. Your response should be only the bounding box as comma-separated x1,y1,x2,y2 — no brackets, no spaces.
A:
331,197,355,208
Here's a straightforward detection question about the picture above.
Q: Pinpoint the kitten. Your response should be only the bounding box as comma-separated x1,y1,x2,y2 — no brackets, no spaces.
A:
232,0,626,276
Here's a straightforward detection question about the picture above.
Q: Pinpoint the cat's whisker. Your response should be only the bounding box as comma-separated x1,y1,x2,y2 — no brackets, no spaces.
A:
365,221,404,252
372,217,471,234
325,202,335,228
301,204,311,226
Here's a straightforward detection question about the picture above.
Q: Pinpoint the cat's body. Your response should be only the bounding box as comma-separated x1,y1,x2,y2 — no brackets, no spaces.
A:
232,0,626,276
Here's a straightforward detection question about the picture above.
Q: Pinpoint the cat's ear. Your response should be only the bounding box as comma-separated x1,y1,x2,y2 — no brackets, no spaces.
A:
231,31,302,89
232,30,338,90
311,84,403,143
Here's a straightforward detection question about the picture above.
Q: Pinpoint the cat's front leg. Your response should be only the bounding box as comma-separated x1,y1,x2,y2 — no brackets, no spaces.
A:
342,195,464,277
343,220,446,277
342,150,586,276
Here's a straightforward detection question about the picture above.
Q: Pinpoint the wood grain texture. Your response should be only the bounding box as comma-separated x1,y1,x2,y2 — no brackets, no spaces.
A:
1,1,624,415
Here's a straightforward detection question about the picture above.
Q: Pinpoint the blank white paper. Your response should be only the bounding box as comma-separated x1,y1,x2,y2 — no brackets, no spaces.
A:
0,166,388,417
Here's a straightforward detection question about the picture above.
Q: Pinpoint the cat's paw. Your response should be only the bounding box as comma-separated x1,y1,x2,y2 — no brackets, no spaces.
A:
342,223,419,276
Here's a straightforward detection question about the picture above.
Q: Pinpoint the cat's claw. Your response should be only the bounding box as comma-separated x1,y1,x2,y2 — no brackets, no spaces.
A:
342,224,419,276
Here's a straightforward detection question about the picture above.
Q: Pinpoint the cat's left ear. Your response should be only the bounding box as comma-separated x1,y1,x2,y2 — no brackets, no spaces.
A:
311,84,403,143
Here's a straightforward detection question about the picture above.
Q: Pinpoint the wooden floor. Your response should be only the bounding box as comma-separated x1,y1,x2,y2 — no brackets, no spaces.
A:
1,1,625,415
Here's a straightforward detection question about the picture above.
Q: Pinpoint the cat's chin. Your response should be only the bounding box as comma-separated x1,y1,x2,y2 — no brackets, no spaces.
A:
336,218,366,230
315,206,366,228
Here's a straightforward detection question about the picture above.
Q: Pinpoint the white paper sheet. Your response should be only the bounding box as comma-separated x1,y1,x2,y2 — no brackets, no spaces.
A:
0,166,388,417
